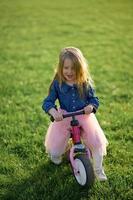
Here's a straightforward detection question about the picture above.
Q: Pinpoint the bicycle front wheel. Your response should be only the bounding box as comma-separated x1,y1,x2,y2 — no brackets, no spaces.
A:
73,154,95,187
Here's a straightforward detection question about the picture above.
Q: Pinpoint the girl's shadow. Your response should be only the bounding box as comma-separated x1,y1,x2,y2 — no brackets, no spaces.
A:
3,159,90,200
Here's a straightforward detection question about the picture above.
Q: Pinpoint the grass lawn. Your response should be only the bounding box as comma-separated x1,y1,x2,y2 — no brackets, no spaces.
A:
0,0,133,199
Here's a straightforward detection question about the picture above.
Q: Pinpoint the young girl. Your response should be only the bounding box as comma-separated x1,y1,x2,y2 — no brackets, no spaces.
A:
42,47,108,181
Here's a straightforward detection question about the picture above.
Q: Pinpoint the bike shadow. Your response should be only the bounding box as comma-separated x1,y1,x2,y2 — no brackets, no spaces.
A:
2,159,91,200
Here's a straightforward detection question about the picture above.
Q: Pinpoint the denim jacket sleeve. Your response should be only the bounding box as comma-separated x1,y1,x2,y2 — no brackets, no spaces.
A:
87,86,99,112
42,80,58,113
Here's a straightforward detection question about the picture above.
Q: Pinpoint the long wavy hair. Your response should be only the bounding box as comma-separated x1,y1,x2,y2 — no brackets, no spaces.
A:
49,47,93,97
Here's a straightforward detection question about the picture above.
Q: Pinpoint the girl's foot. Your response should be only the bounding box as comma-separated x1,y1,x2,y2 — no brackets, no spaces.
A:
50,155,62,165
95,169,107,181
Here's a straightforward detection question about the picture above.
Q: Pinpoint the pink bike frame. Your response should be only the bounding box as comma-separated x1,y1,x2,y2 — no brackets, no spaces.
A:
62,110,91,173
50,110,92,172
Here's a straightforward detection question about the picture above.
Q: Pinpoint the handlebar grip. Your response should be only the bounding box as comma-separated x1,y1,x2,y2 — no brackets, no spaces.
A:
50,116,55,122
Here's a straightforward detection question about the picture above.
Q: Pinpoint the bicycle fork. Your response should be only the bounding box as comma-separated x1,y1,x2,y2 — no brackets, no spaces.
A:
69,116,91,174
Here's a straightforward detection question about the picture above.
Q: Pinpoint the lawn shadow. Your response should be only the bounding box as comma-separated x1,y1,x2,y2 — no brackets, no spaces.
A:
2,159,91,200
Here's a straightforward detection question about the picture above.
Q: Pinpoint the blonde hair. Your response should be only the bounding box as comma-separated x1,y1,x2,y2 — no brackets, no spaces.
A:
50,47,93,97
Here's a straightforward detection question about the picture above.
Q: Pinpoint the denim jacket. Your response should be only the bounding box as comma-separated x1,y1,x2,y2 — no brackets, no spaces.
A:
42,80,99,113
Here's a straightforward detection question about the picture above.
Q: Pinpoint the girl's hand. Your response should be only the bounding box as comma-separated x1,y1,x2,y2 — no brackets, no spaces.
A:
84,105,94,114
48,108,63,121
52,112,63,121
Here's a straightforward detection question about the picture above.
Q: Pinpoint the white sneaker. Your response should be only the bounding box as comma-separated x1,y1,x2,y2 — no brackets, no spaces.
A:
95,169,107,181
50,155,62,165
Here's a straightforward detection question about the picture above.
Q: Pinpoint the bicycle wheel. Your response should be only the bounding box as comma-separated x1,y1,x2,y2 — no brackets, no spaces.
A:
72,154,95,187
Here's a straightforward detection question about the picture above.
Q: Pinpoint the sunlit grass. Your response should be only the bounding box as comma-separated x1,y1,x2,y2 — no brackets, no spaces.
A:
0,0,133,199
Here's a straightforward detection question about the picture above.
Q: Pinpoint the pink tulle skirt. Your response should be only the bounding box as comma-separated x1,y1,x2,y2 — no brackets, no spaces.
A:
44,111,108,157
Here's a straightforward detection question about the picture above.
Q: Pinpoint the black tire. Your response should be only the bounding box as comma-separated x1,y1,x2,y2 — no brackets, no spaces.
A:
72,154,95,187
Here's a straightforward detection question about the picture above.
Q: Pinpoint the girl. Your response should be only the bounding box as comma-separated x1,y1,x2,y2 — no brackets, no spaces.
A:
42,47,108,181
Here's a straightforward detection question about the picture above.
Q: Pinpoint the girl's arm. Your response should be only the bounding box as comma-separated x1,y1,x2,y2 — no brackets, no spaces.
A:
42,80,63,121
86,86,99,113
42,80,58,113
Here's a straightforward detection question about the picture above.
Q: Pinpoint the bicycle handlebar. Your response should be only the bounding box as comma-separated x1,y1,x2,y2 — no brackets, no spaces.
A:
50,110,85,122
62,110,85,118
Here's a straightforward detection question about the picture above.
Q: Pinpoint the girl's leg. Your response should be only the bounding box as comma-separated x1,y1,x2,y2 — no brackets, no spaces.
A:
91,149,107,181
77,113,108,180
78,113,108,156
44,118,70,164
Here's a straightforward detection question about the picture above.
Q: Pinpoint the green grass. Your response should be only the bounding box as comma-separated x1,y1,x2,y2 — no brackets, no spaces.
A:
0,0,133,199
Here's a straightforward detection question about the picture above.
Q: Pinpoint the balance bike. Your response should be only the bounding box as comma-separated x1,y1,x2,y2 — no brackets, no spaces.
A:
51,110,95,187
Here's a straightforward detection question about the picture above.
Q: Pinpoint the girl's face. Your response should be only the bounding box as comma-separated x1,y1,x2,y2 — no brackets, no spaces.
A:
62,58,76,84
